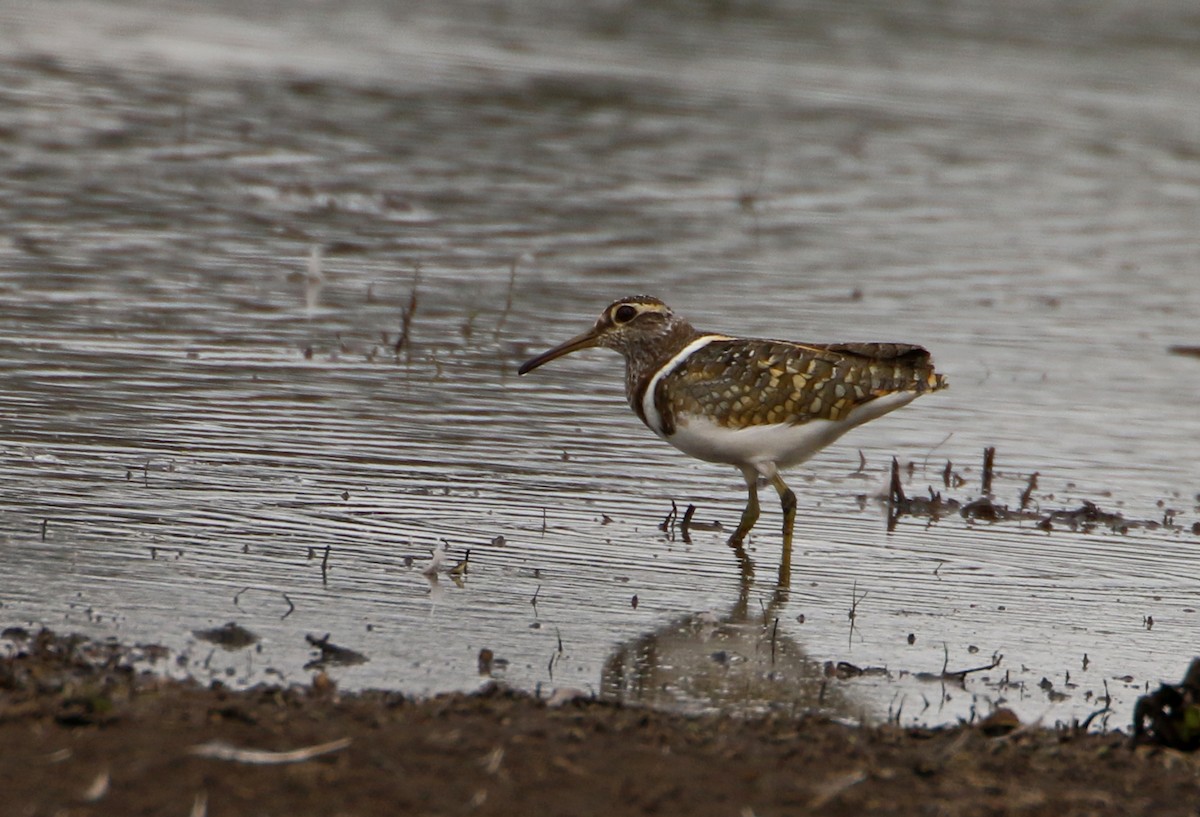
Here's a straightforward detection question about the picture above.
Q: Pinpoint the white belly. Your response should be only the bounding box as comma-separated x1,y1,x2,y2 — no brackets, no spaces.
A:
660,390,919,471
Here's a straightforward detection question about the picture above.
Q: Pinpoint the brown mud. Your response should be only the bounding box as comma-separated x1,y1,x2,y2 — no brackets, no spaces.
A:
3,631,1199,816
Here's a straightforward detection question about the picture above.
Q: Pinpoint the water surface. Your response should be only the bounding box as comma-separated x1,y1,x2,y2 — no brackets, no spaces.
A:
1,0,1198,728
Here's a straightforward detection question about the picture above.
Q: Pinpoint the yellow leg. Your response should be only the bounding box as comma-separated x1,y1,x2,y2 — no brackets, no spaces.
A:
769,472,796,589
728,467,760,548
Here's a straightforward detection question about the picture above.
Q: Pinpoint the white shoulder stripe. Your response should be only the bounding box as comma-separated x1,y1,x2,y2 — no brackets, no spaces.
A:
641,334,731,437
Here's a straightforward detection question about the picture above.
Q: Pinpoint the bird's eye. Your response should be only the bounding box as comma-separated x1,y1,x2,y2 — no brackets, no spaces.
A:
613,304,638,323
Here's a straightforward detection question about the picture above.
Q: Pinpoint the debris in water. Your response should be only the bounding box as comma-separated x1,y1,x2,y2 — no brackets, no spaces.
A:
823,661,889,680
1038,677,1069,702
193,623,259,651
304,245,325,311
846,581,867,647
1018,472,1039,510
680,503,696,542
981,446,996,495
960,496,1005,522
493,256,519,342
395,264,420,364
852,449,868,477
886,457,905,532
304,634,368,669
658,500,679,534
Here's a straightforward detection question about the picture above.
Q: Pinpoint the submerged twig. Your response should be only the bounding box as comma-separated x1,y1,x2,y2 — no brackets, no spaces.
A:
680,504,696,543
304,634,368,668
395,264,421,364
1076,705,1111,733
658,500,679,536
493,258,519,342
982,446,996,495
886,457,905,532
854,449,868,475
931,646,1002,682
1019,472,1039,511
847,581,867,647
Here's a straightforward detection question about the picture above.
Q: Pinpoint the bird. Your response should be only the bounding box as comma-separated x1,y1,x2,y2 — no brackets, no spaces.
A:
518,295,946,572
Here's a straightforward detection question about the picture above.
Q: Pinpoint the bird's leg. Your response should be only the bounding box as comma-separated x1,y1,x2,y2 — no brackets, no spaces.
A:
769,471,796,589
728,466,760,549
769,472,797,547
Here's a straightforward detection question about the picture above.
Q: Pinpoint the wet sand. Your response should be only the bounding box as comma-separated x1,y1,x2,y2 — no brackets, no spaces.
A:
2,630,1197,816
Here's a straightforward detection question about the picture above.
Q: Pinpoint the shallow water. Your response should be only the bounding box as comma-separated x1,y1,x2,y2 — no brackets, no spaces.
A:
1,0,1198,728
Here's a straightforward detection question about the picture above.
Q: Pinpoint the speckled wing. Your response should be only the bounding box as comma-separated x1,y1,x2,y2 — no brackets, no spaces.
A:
655,339,946,433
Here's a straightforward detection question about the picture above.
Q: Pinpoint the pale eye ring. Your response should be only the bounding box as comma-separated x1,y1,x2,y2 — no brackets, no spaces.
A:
613,304,638,323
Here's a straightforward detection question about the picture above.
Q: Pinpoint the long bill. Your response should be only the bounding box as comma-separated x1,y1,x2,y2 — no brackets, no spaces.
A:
518,328,602,375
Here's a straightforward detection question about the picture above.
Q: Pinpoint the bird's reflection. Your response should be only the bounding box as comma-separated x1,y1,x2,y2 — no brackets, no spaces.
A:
600,545,851,717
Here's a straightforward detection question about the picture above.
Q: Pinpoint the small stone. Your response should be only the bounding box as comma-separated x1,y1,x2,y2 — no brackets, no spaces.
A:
978,707,1021,737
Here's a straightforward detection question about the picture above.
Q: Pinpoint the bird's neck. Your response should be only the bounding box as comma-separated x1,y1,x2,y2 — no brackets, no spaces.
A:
623,320,703,416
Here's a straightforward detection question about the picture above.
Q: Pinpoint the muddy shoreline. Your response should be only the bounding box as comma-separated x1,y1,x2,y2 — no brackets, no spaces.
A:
2,630,1197,816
